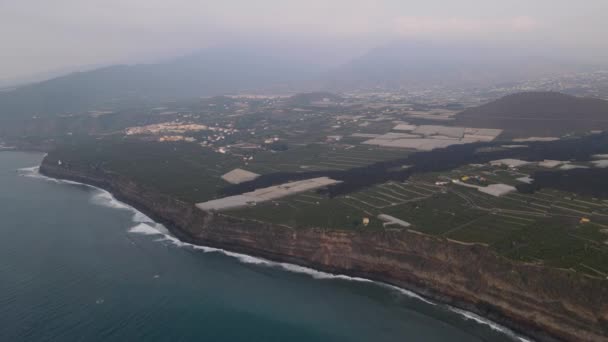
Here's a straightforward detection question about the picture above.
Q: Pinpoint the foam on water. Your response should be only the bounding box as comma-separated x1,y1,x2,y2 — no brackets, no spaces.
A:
134,210,533,342
145,229,529,340
27,165,533,342
129,223,165,235
592,160,608,168
90,189,132,211
133,211,154,223
449,308,533,342
18,165,169,234
89,190,171,235
19,166,84,186
18,166,39,173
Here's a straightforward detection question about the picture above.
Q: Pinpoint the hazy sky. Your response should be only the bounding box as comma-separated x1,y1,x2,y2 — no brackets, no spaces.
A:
1,0,607,80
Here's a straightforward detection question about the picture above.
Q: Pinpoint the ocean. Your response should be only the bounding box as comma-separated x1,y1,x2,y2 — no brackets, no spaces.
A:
0,151,528,342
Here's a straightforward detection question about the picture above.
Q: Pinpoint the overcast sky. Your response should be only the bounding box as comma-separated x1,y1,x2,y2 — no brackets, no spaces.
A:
1,0,607,80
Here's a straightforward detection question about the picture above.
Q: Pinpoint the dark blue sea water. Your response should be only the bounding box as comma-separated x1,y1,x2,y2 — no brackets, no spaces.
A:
0,152,528,342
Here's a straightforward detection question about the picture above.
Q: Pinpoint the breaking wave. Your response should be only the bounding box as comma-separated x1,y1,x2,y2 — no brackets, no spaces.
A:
129,223,165,235
449,308,533,342
19,166,83,186
18,165,168,230
125,216,530,342
140,226,530,340
25,164,532,342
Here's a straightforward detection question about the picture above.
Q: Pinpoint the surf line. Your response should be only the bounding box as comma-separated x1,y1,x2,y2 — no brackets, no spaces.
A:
22,165,532,342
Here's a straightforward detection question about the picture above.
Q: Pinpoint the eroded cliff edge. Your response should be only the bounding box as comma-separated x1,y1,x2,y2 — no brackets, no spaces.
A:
39,157,608,342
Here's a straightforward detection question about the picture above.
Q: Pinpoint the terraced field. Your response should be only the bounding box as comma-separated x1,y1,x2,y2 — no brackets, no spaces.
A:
246,143,408,173
229,162,608,278
52,135,608,278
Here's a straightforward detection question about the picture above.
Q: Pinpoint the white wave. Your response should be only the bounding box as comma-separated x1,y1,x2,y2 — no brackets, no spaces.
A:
382,284,436,306
151,229,435,305
125,215,531,341
130,216,533,341
18,166,39,172
18,165,166,232
90,189,131,210
449,307,533,342
34,165,533,342
18,165,56,181
18,166,87,186
133,211,154,223
87,188,171,237
129,223,165,235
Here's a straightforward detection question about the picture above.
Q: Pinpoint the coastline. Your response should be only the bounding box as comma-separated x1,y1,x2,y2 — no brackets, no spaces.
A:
36,157,608,342
21,163,530,342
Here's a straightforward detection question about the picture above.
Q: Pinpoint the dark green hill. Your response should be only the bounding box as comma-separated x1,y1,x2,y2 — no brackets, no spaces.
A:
285,92,343,106
455,92,608,137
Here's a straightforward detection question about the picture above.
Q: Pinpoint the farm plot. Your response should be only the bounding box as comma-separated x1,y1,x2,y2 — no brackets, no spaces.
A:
247,144,408,173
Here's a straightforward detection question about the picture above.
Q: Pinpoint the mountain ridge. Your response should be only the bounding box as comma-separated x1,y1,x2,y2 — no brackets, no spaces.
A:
0,41,602,120
0,45,323,119
323,40,594,90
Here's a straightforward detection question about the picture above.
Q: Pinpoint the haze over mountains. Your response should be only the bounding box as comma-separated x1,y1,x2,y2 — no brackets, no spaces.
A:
0,45,325,119
326,41,595,90
0,40,604,119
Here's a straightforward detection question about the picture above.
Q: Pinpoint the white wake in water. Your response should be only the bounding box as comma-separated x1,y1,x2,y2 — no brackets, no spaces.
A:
21,165,532,342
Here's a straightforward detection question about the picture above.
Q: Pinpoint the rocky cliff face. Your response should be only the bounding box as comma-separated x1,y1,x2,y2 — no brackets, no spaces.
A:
39,158,608,342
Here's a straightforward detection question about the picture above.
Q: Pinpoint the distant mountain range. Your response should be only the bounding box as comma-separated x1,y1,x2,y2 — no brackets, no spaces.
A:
0,40,602,119
324,41,592,90
0,45,323,119
455,92,608,137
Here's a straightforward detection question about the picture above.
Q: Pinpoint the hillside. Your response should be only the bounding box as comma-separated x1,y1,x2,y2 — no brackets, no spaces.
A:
0,46,321,119
284,92,343,106
455,92,608,137
0,40,597,120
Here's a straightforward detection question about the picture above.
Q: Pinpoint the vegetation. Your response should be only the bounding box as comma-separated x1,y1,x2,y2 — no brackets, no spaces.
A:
47,131,608,278
51,138,241,203
28,87,608,280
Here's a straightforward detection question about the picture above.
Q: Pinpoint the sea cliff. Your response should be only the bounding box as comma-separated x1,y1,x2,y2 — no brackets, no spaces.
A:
39,156,608,342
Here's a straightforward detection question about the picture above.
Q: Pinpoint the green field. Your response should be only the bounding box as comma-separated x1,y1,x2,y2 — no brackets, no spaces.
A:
52,138,608,278
247,143,408,173
229,161,608,278
51,139,242,202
